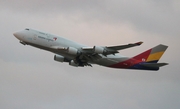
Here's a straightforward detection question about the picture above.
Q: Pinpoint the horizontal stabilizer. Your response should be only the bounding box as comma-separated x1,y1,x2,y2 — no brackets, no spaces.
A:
140,63,168,68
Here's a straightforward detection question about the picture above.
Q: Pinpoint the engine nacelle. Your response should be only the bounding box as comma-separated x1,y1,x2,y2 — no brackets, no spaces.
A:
54,55,65,62
67,47,78,55
93,46,106,54
69,60,79,67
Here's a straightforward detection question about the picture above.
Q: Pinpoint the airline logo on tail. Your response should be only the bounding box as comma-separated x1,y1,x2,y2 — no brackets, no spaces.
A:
133,44,168,63
109,44,168,71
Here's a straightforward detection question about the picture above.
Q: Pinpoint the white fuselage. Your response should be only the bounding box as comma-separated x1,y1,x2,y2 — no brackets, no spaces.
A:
13,28,129,67
14,28,168,71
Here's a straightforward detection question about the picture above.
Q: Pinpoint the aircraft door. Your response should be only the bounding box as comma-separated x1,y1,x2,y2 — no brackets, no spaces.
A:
33,34,37,40
47,34,53,47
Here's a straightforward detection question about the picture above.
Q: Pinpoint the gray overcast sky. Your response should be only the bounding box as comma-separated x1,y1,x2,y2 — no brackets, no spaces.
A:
0,0,180,109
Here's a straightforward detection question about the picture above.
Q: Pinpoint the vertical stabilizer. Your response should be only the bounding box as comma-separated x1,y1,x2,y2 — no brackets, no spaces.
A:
133,44,168,63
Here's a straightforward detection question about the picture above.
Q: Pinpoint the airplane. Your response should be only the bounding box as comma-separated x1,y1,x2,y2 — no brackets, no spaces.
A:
13,28,168,71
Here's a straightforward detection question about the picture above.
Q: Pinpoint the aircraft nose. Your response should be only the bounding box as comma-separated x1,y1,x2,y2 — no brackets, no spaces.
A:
13,32,18,38
13,31,23,40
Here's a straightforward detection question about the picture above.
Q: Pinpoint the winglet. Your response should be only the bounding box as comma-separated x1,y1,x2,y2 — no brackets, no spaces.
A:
135,41,143,46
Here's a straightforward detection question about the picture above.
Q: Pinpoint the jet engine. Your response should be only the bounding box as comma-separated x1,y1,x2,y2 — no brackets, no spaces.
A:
69,60,79,67
67,47,79,55
93,46,106,54
54,55,69,62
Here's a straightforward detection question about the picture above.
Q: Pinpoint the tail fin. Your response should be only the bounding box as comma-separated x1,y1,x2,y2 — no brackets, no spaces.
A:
133,44,168,63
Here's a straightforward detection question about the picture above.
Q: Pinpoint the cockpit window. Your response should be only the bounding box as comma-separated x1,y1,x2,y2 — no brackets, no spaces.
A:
25,28,29,30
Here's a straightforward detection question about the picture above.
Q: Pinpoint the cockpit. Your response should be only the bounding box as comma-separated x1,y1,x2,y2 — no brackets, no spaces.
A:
25,28,29,31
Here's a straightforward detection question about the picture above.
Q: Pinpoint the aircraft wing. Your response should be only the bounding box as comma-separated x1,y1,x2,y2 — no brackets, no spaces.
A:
107,41,143,51
52,42,143,67
82,41,143,55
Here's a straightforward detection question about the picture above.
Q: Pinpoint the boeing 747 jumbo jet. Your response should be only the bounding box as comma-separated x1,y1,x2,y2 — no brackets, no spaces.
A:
13,28,168,71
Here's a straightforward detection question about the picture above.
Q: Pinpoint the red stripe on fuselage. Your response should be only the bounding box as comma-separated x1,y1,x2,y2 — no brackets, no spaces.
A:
108,49,152,69
108,58,139,68
133,49,151,61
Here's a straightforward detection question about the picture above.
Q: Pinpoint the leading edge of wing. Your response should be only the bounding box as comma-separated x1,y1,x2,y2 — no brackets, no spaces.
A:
81,41,143,54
